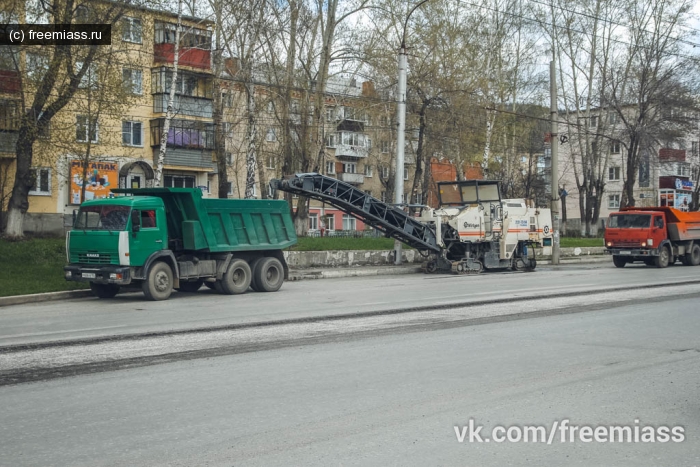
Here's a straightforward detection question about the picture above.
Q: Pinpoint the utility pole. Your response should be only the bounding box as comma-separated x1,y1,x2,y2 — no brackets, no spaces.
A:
394,0,430,265
550,58,561,264
393,44,407,265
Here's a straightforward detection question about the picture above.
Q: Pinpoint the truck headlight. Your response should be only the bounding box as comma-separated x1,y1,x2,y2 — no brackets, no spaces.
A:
641,241,647,247
606,241,612,247
65,271,72,278
109,273,123,280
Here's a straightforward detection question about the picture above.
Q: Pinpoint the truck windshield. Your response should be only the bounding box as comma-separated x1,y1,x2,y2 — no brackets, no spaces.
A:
608,214,651,228
75,205,131,231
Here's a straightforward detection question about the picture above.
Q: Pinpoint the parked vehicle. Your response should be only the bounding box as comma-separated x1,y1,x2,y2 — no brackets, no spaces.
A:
272,174,553,273
604,206,700,268
65,188,297,300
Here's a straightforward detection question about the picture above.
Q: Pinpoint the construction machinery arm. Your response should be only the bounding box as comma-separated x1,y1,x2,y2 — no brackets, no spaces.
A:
271,173,441,253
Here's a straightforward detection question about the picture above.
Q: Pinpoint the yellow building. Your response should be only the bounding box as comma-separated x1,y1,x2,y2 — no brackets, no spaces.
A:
0,3,214,234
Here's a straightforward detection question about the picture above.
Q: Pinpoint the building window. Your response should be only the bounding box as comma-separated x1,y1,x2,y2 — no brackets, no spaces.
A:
590,116,598,128
26,53,48,80
381,140,389,153
608,166,620,181
323,214,334,231
76,115,98,143
150,119,214,149
325,133,336,148
416,193,423,204
309,213,318,230
404,167,409,180
164,174,195,188
226,152,233,164
342,214,356,230
343,162,356,174
122,121,142,146
381,191,387,202
608,112,617,125
155,21,211,48
692,141,699,157
76,62,97,89
267,156,276,169
265,128,277,142
326,161,336,174
122,68,142,95
364,165,373,177
0,100,19,131
381,166,390,179
29,168,50,195
608,194,620,209
122,16,142,43
677,164,689,177
326,107,335,122
611,141,621,154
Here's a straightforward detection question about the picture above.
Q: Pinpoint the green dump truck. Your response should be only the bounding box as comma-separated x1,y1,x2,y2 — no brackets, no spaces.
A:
64,188,297,301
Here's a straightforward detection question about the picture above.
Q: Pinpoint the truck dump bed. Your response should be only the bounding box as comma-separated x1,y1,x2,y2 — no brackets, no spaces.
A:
620,206,700,241
112,188,297,252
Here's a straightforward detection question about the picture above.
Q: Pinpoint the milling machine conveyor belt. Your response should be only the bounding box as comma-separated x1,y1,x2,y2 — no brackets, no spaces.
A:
271,173,441,253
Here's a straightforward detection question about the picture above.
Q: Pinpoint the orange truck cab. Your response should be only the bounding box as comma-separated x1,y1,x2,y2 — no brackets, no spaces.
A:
604,206,700,268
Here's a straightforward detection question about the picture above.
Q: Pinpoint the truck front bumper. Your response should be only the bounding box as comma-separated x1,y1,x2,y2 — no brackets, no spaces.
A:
605,248,657,257
64,265,133,285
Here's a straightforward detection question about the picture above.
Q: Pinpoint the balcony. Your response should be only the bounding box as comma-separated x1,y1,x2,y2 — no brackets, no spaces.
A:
153,93,213,118
339,172,364,184
153,43,212,70
157,148,213,170
0,70,20,94
335,144,368,158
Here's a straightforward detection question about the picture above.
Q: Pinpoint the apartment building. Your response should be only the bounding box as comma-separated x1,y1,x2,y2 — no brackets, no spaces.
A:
0,3,214,234
557,109,700,234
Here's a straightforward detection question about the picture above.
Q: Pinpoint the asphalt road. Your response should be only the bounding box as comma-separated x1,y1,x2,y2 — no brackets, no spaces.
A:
1,286,699,466
2,262,700,345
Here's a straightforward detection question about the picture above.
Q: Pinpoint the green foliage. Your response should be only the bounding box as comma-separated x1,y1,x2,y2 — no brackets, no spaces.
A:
0,238,87,297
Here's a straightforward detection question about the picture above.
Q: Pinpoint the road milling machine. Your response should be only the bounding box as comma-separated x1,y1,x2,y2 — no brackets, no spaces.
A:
271,173,553,274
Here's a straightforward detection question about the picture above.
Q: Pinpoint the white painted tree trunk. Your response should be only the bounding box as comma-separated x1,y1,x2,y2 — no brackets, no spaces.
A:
154,1,182,187
5,207,23,237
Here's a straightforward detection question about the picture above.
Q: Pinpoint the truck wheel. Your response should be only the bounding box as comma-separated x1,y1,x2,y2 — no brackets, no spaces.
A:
253,257,285,292
142,261,174,301
221,259,252,294
688,244,700,266
90,282,120,299
249,257,264,292
177,280,203,293
655,246,670,268
612,256,627,268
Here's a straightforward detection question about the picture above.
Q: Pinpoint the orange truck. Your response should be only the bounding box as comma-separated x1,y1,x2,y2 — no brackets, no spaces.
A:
604,207,700,268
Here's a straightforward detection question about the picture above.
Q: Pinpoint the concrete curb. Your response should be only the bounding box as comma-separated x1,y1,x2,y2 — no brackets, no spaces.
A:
0,289,93,307
0,256,611,307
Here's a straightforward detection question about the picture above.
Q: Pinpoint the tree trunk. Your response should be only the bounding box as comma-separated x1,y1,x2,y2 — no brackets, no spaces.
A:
4,127,35,238
154,1,182,187
244,81,257,199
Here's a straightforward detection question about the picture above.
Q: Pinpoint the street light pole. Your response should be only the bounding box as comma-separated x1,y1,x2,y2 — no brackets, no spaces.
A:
393,44,408,265
550,58,561,265
394,0,429,266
